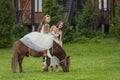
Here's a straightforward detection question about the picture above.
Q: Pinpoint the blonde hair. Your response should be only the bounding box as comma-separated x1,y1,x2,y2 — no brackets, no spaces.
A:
37,15,50,32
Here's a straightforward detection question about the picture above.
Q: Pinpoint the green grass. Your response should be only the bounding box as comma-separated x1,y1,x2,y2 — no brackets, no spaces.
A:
0,38,120,80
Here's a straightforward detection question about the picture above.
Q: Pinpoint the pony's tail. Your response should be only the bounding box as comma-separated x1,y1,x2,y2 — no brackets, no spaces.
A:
11,42,18,73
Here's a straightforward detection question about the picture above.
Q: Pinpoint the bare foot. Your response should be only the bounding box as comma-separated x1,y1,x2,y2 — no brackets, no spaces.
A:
50,66,54,72
55,68,59,72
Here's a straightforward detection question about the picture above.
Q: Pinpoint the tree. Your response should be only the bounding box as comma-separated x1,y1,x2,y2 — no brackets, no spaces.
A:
110,1,120,38
42,0,63,25
0,0,15,48
75,1,101,38
42,0,74,43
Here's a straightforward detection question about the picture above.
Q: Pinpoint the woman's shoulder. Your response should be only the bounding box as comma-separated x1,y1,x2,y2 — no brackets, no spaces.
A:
51,25,56,28
58,30,62,34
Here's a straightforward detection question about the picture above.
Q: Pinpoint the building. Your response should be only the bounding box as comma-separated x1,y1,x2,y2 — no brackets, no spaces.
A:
12,0,116,33
12,0,43,31
91,0,116,33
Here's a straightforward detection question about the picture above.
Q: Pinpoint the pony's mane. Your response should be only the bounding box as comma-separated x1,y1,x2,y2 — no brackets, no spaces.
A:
52,41,66,59
53,42,70,67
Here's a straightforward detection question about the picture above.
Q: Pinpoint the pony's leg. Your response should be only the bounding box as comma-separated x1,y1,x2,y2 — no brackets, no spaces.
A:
41,56,50,72
18,56,24,73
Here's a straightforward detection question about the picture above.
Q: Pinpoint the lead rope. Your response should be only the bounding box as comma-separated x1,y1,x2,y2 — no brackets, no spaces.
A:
60,56,67,66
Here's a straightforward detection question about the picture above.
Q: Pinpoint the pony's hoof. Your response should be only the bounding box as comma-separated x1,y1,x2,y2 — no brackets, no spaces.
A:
40,67,48,72
55,69,59,72
49,68,54,72
41,69,48,72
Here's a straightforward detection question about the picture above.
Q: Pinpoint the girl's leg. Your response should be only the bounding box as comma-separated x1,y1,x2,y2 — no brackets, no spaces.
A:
50,66,54,72
55,65,59,72
50,57,54,72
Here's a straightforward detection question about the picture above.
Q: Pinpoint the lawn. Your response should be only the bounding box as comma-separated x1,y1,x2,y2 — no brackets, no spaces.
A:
0,38,120,80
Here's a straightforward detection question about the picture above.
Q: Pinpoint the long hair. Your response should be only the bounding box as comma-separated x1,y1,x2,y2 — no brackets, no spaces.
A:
56,21,64,41
37,15,50,32
56,21,64,29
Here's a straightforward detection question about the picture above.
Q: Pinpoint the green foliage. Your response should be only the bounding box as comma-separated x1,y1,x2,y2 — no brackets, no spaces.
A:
75,1,101,38
43,0,74,43
0,0,15,48
43,0,63,25
63,21,75,43
0,0,30,48
72,36,90,43
11,23,30,43
109,1,120,39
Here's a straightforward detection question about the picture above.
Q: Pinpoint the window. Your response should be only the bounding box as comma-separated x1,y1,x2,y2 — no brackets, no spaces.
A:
98,0,108,11
103,0,107,11
98,0,102,10
35,0,42,12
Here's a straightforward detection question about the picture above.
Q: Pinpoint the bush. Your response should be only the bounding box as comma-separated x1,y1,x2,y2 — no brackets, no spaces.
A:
0,0,15,48
63,21,75,43
11,23,30,43
110,25,120,39
109,1,120,39
75,0,101,38
43,0,63,25
72,36,90,44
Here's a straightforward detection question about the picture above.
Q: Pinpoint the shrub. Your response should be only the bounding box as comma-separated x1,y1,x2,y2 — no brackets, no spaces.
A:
63,22,75,43
72,36,90,44
0,0,15,48
11,23,30,43
43,0,63,25
109,1,120,39
75,0,101,38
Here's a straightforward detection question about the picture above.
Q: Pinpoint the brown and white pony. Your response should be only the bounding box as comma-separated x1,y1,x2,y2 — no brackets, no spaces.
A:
11,41,70,73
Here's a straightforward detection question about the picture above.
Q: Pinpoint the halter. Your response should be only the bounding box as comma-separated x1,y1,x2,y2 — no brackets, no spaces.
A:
60,56,67,66
51,41,67,66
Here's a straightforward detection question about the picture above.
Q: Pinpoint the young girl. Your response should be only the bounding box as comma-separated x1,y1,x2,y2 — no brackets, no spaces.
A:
55,21,64,46
38,15,51,33
51,21,64,46
49,21,64,72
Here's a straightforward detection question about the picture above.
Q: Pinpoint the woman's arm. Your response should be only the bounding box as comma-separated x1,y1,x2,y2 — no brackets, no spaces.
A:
44,24,50,33
59,31,63,47
50,26,54,32
50,26,56,33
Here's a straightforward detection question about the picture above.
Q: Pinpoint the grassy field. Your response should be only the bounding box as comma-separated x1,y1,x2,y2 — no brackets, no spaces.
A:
0,38,120,80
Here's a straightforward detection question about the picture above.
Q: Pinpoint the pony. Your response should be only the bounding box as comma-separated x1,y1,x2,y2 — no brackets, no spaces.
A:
11,41,70,73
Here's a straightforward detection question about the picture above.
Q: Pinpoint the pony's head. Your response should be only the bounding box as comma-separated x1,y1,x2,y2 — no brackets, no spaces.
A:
59,56,70,72
52,41,70,72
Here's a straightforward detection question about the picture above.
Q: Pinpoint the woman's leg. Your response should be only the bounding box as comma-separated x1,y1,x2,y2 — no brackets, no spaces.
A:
55,65,59,72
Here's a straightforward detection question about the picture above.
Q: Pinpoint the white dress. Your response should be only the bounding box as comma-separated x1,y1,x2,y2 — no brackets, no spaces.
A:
20,25,54,51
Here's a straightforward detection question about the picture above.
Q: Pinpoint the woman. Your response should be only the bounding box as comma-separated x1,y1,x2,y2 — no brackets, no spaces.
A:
55,21,64,46
50,21,64,46
49,21,64,72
